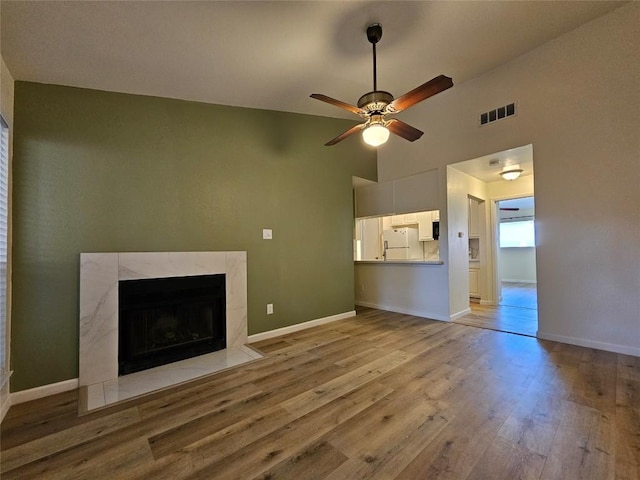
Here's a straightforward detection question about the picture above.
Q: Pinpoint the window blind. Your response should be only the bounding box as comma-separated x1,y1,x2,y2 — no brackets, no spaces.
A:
0,115,8,374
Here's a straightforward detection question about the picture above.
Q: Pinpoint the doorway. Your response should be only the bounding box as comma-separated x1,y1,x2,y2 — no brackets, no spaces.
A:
446,144,539,337
496,197,538,311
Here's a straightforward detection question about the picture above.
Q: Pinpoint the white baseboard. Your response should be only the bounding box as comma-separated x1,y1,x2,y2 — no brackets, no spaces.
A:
449,308,472,321
0,397,10,422
248,310,356,343
480,300,496,306
502,279,537,284
11,378,79,406
537,331,640,357
1,384,11,423
355,301,450,322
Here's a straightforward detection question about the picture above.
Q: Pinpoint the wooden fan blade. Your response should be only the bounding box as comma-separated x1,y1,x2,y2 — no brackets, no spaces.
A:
386,75,453,114
325,123,366,146
386,119,424,142
310,94,366,116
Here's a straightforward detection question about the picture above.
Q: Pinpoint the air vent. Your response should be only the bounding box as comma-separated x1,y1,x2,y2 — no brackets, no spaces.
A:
479,102,516,126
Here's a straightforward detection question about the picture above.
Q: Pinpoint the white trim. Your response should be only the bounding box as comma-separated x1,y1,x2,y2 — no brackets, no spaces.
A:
355,301,450,322
1,387,11,423
502,279,537,284
537,331,640,357
11,378,78,405
449,308,472,321
248,311,356,343
0,369,11,390
479,300,496,306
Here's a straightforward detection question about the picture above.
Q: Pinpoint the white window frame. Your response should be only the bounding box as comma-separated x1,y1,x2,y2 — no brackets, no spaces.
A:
0,114,9,384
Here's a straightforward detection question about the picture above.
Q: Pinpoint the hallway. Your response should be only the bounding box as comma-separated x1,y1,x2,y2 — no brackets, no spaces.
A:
455,282,538,337
500,282,537,310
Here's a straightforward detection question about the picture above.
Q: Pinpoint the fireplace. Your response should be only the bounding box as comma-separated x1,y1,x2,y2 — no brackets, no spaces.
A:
80,251,249,388
118,274,226,375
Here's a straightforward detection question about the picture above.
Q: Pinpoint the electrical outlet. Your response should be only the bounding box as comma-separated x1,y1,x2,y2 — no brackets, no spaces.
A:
360,284,365,292
262,229,273,240
266,303,274,315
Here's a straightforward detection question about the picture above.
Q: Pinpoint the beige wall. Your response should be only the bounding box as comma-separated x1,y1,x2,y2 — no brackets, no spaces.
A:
379,4,640,355
500,248,537,283
0,53,15,421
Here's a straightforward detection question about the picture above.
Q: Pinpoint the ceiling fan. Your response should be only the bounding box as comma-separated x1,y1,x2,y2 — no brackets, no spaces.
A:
311,23,453,147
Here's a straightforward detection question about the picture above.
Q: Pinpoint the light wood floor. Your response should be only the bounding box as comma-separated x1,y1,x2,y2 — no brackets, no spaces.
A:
2,307,638,479
500,282,538,310
455,283,538,337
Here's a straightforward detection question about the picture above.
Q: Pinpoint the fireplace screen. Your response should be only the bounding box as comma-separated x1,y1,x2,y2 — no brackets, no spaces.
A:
118,274,226,376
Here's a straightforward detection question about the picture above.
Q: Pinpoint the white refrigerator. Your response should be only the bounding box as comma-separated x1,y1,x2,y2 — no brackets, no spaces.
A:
382,227,423,260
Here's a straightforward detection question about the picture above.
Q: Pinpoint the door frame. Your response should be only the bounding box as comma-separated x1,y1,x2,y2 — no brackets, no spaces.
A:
488,194,538,307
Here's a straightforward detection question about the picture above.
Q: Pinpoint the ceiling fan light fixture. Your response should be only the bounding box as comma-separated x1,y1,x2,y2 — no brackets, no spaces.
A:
310,24,453,146
500,168,524,181
362,123,390,147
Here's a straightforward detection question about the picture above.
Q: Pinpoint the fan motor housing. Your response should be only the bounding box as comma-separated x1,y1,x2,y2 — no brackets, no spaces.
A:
358,91,394,113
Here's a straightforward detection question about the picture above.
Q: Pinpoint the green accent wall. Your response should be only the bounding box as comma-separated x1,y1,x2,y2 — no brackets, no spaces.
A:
11,82,376,392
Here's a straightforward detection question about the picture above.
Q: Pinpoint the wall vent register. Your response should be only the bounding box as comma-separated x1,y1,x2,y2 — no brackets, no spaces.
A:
480,102,516,126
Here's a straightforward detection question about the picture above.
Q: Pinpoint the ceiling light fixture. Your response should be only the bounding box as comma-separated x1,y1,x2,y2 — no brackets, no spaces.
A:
362,116,390,147
310,24,453,146
499,168,524,181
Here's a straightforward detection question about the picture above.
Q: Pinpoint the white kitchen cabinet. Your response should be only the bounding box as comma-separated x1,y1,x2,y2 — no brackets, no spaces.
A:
391,214,418,226
468,198,480,238
417,211,433,241
354,170,439,219
393,170,439,213
354,182,394,218
404,213,418,224
360,217,382,260
417,210,440,241
469,267,480,298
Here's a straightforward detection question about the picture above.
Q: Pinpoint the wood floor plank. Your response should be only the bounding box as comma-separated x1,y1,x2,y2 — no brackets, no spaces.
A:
279,349,413,418
186,381,394,480
0,390,85,449
323,391,448,480
0,407,140,473
2,435,154,480
1,307,636,479
464,435,546,480
540,400,615,480
615,373,640,479
394,380,527,480
496,378,566,457
250,440,348,480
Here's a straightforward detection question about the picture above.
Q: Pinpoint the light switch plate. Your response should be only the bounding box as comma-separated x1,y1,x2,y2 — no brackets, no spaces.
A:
266,303,274,315
263,229,273,240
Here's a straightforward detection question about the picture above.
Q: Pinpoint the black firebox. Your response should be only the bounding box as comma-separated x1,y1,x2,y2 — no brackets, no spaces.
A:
118,274,226,376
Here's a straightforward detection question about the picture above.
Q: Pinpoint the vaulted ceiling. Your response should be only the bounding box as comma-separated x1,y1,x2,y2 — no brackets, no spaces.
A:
1,1,627,120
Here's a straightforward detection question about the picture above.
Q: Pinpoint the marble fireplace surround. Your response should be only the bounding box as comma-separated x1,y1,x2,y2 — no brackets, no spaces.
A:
79,251,257,411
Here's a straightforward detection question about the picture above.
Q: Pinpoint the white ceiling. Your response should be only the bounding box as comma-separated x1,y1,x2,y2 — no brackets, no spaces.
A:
500,197,535,211
1,1,627,120
449,144,534,184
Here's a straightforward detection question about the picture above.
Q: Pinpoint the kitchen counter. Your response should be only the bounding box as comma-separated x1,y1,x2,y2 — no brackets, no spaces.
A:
355,260,444,265
355,260,449,321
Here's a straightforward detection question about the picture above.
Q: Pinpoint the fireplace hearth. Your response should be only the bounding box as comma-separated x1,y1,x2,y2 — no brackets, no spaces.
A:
79,251,254,412
118,274,226,375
